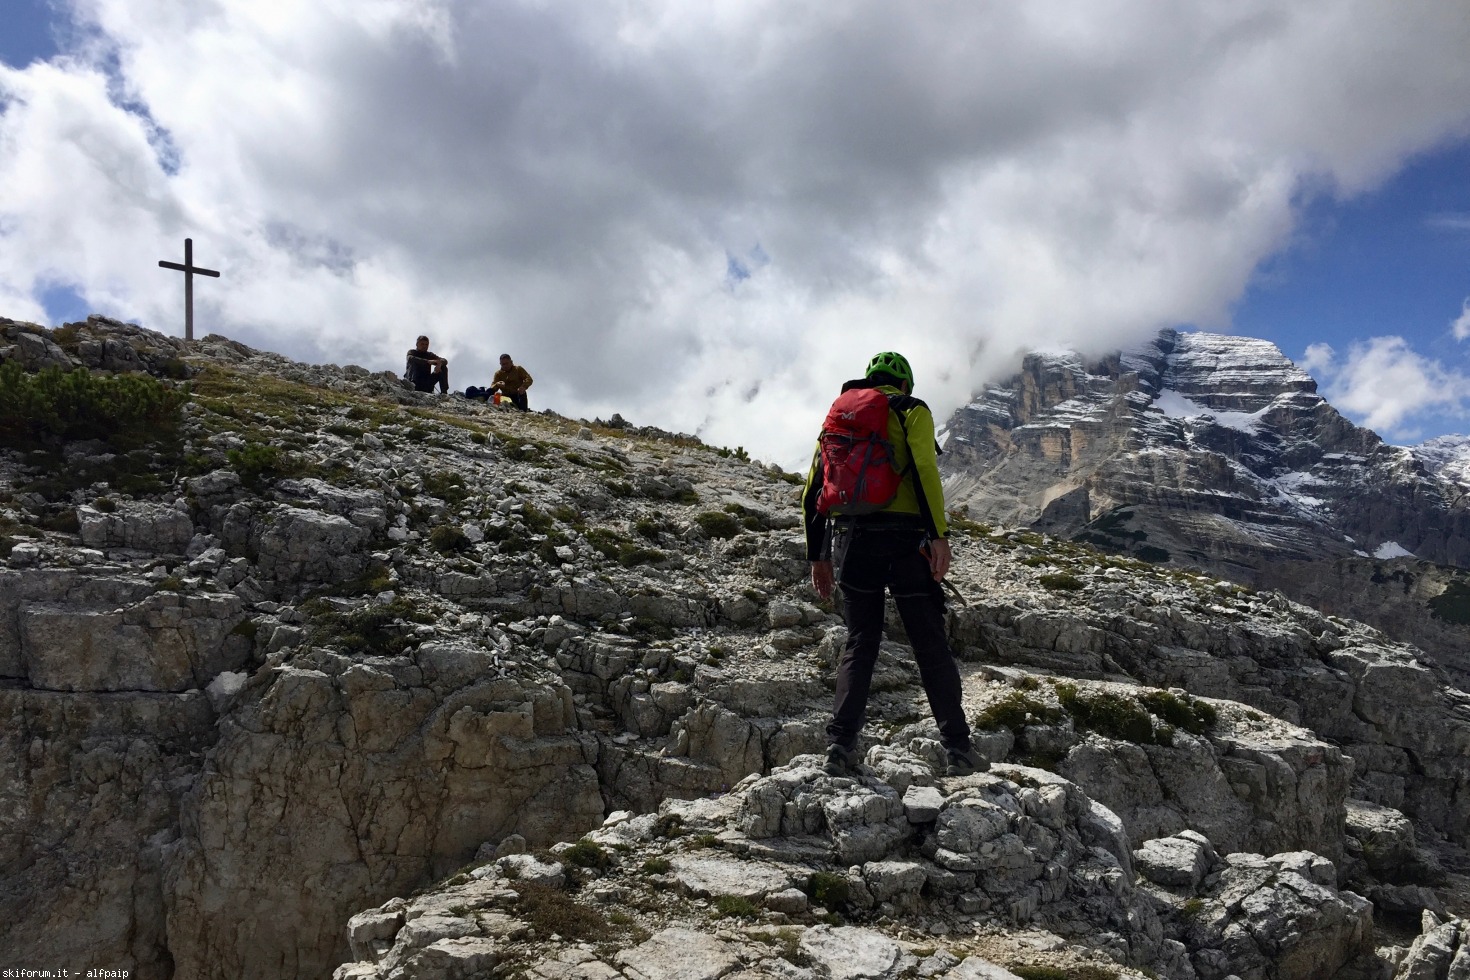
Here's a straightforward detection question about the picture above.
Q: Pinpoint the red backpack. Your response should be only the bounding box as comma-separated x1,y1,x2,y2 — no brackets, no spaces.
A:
815,388,910,516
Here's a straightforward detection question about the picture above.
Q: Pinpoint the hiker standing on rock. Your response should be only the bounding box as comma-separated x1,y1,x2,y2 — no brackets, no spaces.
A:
802,351,984,778
490,354,533,411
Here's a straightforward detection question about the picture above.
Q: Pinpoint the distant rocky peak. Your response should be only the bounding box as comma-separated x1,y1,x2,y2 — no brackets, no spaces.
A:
1122,328,1319,412
1412,434,1470,491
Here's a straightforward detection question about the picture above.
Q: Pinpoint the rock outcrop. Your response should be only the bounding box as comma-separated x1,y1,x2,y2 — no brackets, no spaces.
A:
332,752,1387,980
3,315,1468,979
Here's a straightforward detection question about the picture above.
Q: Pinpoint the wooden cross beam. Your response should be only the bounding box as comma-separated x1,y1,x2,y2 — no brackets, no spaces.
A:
158,238,220,341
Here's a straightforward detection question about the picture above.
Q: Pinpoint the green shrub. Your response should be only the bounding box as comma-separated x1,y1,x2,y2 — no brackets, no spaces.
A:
92,496,117,513
227,443,298,487
1057,685,1157,744
511,882,607,941
619,546,665,567
641,857,671,874
522,504,556,535
41,510,80,533
230,619,260,640
52,323,82,350
1011,967,1118,980
751,928,808,966
429,525,473,555
695,511,741,539
974,690,1063,732
635,516,669,539
586,527,630,560
1038,572,1085,591
306,596,433,657
421,471,469,506
1010,969,1069,980
807,871,850,909
483,522,532,554
715,895,759,919
1140,690,1218,735
0,362,188,450
562,840,610,869
947,514,994,537
586,527,664,567
652,814,684,839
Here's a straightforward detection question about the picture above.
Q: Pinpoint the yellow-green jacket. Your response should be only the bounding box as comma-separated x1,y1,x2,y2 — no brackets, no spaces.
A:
801,381,948,560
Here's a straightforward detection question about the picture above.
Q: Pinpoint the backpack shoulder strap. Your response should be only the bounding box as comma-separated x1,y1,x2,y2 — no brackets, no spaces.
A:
884,394,941,540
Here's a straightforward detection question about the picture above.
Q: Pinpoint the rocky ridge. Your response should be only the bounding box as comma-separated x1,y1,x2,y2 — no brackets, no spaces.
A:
936,328,1470,676
1,315,1469,979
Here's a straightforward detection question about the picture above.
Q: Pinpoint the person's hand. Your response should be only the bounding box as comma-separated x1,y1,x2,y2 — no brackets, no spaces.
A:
811,560,834,599
923,538,952,582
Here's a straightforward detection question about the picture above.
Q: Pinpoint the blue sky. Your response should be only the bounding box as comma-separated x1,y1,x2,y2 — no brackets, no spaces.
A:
0,0,57,70
2,2,1469,463
1232,141,1470,441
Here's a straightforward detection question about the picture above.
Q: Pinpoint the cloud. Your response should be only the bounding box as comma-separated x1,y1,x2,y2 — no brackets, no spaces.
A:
1454,298,1470,341
3,1,1470,466
1427,211,1470,232
1301,336,1470,438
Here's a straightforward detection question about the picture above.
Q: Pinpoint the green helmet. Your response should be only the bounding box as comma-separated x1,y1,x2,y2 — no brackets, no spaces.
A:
865,351,913,388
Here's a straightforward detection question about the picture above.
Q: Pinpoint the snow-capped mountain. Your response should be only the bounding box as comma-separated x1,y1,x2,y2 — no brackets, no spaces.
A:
1411,434,1470,492
939,328,1470,667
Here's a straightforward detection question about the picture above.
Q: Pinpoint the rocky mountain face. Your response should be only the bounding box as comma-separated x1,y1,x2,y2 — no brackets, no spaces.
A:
1414,436,1470,492
3,315,1470,980
938,329,1470,678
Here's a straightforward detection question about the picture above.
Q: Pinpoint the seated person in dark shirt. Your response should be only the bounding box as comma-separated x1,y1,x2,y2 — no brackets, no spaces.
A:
405,335,449,393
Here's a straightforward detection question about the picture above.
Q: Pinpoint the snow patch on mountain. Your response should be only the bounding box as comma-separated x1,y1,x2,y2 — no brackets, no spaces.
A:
1153,389,1267,434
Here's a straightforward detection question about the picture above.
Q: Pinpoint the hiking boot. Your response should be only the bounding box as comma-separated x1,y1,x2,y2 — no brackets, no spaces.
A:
944,746,988,777
823,743,859,777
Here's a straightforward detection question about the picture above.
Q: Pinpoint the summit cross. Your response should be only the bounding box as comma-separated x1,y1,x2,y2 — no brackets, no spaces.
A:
157,238,220,341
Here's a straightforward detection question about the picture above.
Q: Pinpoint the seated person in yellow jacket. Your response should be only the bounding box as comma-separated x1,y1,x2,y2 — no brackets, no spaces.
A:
490,354,533,411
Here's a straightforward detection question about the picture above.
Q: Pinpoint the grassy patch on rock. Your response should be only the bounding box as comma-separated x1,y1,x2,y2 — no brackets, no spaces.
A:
973,690,1065,732
695,511,742,539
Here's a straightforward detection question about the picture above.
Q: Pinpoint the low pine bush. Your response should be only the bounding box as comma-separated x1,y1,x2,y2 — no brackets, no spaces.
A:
0,362,188,449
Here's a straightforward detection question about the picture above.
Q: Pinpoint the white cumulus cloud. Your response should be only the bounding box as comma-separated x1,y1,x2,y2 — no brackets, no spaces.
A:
1302,336,1470,439
1453,298,1470,341
3,1,1470,465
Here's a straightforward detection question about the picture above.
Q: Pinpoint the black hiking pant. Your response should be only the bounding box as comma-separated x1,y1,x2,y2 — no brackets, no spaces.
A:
411,365,448,393
826,524,970,753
